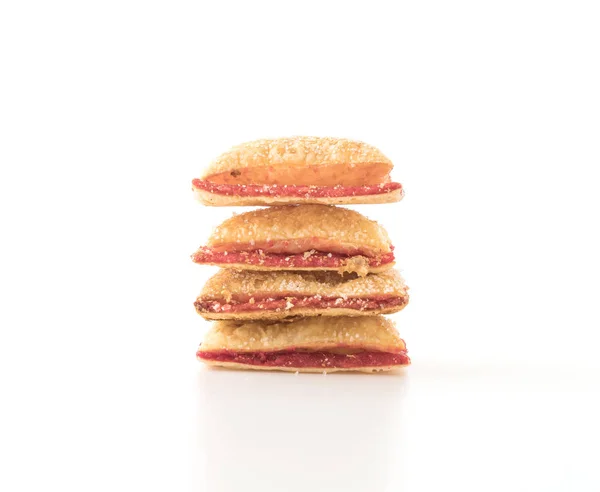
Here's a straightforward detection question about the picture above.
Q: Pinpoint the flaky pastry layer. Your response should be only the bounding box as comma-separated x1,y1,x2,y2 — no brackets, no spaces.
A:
200,269,407,302
193,187,404,206
201,137,392,183
199,360,406,373
206,204,392,257
189,259,395,275
197,305,406,321
200,316,406,354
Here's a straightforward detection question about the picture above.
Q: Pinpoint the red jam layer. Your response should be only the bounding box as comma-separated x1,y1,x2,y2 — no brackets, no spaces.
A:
195,295,405,314
197,349,410,368
191,248,395,268
192,179,402,197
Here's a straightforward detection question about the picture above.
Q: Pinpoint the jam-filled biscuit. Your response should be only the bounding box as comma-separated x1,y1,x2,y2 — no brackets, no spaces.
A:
192,204,396,276
197,316,410,373
195,269,409,320
192,137,404,206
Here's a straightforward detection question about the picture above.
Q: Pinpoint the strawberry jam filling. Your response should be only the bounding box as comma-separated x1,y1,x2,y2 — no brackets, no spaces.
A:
209,238,381,257
191,247,395,268
192,179,402,197
197,349,410,368
195,295,405,314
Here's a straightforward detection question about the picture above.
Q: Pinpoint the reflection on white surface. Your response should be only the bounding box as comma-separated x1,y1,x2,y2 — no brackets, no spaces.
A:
193,363,600,492
196,368,409,492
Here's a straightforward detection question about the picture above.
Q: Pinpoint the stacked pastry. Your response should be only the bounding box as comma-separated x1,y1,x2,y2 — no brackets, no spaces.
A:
191,137,411,373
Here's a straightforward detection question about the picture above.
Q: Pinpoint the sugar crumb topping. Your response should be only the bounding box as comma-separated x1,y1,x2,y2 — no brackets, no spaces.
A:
206,205,391,255
199,269,407,300
201,316,405,353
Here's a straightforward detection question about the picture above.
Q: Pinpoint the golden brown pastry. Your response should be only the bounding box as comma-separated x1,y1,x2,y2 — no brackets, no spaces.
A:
195,269,409,320
191,204,396,276
192,137,404,206
197,316,410,373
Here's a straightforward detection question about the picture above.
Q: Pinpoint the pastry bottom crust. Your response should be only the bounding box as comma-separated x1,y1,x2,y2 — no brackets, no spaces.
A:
197,303,408,320
199,359,408,373
193,261,395,274
193,188,404,206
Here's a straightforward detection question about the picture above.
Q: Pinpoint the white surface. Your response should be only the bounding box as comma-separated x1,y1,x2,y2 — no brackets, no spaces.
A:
1,1,600,491
195,365,600,492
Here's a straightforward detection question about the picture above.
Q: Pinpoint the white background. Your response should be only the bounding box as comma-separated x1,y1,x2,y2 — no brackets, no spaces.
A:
1,1,599,490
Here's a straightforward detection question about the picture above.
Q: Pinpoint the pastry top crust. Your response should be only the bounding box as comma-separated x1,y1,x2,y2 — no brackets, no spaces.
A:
201,316,406,353
207,204,392,255
200,269,408,302
201,137,392,178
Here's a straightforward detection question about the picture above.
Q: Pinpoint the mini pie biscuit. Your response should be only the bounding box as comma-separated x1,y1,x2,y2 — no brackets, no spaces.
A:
192,204,395,276
192,137,404,206
195,269,409,320
197,316,410,373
